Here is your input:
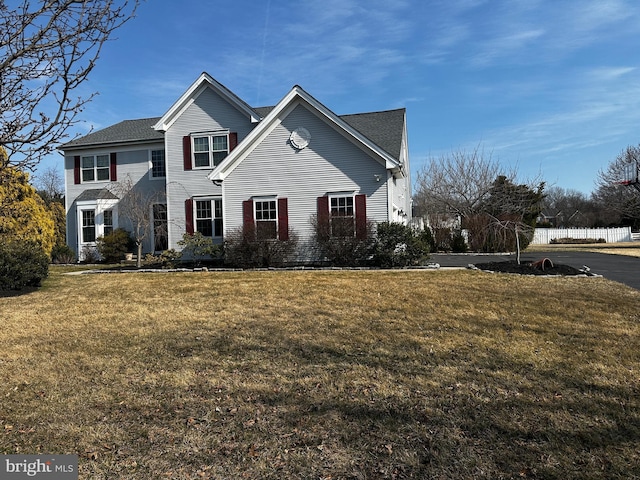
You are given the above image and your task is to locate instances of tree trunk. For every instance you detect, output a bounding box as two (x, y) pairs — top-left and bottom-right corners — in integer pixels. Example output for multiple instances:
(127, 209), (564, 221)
(137, 242), (143, 269)
(515, 225), (521, 265)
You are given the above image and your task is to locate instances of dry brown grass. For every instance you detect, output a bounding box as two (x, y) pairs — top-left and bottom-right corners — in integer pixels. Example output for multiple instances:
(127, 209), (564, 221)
(1, 268), (639, 479)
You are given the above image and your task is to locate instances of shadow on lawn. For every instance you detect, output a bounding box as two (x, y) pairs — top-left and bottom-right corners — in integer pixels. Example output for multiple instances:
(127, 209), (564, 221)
(141, 323), (639, 477)
(9, 314), (637, 478)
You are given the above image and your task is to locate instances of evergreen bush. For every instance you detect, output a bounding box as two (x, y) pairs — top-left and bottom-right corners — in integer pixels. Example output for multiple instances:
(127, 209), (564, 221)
(0, 241), (49, 290)
(51, 244), (76, 264)
(178, 232), (221, 267)
(96, 228), (134, 263)
(373, 222), (431, 268)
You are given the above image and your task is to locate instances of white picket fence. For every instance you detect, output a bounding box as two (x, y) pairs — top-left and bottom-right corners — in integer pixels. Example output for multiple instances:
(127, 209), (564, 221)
(531, 227), (633, 244)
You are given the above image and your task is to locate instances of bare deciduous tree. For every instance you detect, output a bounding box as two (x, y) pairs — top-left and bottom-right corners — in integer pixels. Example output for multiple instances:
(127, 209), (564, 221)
(33, 165), (64, 204)
(1, 0), (139, 170)
(414, 144), (514, 219)
(110, 175), (164, 268)
(593, 145), (640, 227)
(593, 144), (640, 228)
(414, 146), (543, 256)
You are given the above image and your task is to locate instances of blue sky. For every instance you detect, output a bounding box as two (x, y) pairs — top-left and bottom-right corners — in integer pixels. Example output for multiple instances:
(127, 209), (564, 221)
(42, 0), (640, 195)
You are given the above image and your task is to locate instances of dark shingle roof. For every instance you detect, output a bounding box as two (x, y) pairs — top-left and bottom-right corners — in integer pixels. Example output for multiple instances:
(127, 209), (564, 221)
(61, 117), (163, 149)
(75, 188), (119, 201)
(61, 107), (406, 161)
(340, 109), (405, 160)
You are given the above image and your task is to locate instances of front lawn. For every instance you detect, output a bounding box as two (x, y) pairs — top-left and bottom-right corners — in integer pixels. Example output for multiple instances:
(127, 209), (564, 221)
(1, 268), (639, 479)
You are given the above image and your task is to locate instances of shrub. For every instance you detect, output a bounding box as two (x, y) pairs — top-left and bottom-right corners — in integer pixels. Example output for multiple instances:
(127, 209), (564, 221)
(373, 222), (430, 268)
(550, 237), (606, 244)
(224, 225), (299, 268)
(96, 228), (134, 263)
(310, 214), (375, 267)
(431, 225), (452, 252)
(142, 249), (182, 269)
(159, 249), (181, 268)
(0, 241), (49, 290)
(51, 244), (76, 264)
(80, 245), (100, 263)
(451, 229), (468, 253)
(178, 232), (221, 266)
(417, 227), (436, 253)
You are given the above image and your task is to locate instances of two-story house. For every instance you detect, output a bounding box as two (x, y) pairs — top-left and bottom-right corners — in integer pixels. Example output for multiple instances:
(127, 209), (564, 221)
(61, 72), (411, 262)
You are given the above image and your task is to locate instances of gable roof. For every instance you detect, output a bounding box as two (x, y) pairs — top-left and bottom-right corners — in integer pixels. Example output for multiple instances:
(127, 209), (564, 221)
(153, 72), (261, 132)
(252, 106), (405, 161)
(208, 85), (403, 182)
(60, 74), (406, 166)
(61, 118), (163, 149)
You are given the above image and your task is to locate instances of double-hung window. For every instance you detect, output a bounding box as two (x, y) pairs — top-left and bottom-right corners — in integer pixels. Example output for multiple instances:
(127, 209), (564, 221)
(151, 149), (166, 178)
(330, 195), (355, 237)
(255, 199), (277, 240)
(103, 210), (114, 236)
(195, 198), (223, 238)
(153, 203), (168, 251)
(192, 134), (229, 168)
(81, 210), (96, 243)
(81, 155), (110, 182)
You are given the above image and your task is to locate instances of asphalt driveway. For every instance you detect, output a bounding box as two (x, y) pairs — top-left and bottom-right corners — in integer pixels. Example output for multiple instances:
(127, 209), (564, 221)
(431, 251), (640, 290)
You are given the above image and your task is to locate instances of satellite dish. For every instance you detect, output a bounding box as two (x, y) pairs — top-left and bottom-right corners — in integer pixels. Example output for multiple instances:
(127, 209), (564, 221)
(290, 127), (311, 150)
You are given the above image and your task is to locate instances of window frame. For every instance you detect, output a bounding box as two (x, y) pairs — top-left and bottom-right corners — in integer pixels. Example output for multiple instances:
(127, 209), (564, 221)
(329, 194), (355, 237)
(152, 203), (168, 251)
(254, 197), (278, 240)
(194, 197), (223, 238)
(150, 149), (166, 179)
(103, 209), (114, 237)
(81, 154), (110, 183)
(81, 209), (96, 243)
(191, 132), (230, 169)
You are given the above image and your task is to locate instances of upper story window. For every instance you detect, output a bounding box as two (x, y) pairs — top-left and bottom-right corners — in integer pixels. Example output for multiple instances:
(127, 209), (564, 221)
(82, 154), (110, 182)
(193, 134), (229, 168)
(151, 149), (166, 178)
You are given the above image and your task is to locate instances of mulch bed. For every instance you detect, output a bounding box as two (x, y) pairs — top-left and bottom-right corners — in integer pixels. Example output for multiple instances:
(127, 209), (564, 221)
(472, 260), (587, 276)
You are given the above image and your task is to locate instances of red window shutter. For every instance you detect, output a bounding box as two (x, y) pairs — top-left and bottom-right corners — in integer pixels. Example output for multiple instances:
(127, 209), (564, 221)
(110, 152), (117, 181)
(355, 194), (367, 239)
(185, 198), (194, 234)
(74, 156), (81, 184)
(229, 132), (238, 152)
(243, 200), (254, 231)
(317, 196), (330, 239)
(277, 198), (289, 241)
(183, 136), (192, 170)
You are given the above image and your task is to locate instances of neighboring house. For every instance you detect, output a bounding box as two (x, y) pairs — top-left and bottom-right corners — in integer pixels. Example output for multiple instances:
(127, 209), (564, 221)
(61, 72), (412, 261)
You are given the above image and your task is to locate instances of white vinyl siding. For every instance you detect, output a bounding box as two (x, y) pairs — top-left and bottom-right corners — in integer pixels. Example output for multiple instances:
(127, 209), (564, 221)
(222, 103), (388, 240)
(65, 144), (165, 258)
(164, 86), (254, 249)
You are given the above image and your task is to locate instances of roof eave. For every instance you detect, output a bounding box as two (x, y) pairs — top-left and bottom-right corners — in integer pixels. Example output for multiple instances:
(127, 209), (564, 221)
(59, 137), (164, 152)
(154, 72), (261, 132)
